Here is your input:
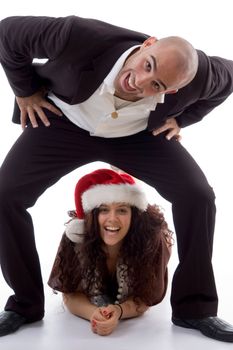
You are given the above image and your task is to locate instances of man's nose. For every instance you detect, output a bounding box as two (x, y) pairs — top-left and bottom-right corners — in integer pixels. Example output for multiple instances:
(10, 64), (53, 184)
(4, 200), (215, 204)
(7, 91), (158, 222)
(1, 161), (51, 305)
(135, 74), (150, 88)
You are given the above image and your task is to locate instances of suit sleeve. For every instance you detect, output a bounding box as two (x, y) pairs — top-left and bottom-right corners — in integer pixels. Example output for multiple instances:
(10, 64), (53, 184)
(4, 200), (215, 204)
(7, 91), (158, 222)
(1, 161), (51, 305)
(176, 55), (233, 128)
(0, 16), (73, 97)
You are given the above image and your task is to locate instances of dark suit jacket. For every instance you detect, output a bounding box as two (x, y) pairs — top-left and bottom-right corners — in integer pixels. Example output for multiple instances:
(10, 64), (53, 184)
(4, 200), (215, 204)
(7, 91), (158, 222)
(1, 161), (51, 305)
(0, 15), (233, 130)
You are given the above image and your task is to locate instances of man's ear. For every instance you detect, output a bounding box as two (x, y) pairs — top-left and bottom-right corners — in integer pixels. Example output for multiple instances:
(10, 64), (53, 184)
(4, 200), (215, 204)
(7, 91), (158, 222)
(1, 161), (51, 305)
(165, 89), (178, 95)
(141, 36), (158, 49)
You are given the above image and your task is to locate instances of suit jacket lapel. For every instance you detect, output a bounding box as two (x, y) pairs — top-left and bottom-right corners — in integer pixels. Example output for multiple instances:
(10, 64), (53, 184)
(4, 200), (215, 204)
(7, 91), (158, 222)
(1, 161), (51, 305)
(76, 40), (146, 103)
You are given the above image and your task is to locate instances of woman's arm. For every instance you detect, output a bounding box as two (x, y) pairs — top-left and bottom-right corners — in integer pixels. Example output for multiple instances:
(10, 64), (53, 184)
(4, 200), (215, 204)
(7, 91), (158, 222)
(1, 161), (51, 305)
(63, 292), (121, 336)
(63, 292), (99, 321)
(117, 298), (149, 319)
(98, 298), (149, 322)
(63, 292), (149, 320)
(63, 292), (149, 336)
(90, 299), (149, 336)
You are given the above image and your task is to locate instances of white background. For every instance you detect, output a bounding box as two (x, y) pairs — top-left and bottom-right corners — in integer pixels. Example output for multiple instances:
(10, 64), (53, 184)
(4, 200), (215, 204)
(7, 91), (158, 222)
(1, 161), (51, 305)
(0, 1), (233, 348)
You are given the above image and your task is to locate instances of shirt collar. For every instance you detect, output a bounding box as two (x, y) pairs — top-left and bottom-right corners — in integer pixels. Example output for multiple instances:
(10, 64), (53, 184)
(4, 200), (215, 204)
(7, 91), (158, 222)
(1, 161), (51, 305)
(101, 45), (140, 94)
(146, 93), (164, 110)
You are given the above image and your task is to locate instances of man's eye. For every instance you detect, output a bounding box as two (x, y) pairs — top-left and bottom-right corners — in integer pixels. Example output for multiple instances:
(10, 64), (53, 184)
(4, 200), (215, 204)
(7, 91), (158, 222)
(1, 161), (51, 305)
(145, 61), (151, 71)
(152, 81), (160, 90)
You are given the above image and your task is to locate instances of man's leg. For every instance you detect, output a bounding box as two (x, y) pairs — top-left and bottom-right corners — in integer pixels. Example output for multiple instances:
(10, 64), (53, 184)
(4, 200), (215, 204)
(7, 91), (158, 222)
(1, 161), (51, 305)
(103, 131), (217, 318)
(0, 114), (103, 323)
(104, 131), (233, 341)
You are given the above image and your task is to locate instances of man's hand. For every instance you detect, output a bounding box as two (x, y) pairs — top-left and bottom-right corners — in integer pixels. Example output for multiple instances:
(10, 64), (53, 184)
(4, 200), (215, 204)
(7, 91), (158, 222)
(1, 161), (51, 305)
(152, 117), (182, 141)
(16, 90), (63, 129)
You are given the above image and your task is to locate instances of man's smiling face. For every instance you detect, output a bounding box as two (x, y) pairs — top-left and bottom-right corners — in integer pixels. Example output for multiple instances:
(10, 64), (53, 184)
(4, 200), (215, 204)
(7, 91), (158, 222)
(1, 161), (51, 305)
(114, 36), (197, 102)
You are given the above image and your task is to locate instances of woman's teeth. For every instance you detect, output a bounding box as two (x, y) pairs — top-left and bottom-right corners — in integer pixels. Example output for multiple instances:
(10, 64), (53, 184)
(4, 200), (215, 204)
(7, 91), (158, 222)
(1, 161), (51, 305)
(105, 226), (120, 232)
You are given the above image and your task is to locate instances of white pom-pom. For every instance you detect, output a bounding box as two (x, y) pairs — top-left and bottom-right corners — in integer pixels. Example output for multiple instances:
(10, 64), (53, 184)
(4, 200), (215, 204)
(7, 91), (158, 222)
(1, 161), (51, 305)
(65, 219), (85, 243)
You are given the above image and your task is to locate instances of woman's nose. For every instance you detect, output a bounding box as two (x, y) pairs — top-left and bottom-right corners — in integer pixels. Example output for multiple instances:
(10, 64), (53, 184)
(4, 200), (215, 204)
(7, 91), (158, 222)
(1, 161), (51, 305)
(107, 210), (117, 221)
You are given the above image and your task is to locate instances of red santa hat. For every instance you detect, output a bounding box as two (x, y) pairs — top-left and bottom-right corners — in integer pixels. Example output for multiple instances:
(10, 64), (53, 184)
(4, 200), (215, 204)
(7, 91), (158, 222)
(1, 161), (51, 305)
(65, 168), (148, 243)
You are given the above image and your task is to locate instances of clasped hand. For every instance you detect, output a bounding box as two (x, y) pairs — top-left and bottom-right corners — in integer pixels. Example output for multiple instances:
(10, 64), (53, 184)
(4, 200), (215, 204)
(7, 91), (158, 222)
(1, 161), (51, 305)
(16, 90), (62, 129)
(90, 305), (121, 336)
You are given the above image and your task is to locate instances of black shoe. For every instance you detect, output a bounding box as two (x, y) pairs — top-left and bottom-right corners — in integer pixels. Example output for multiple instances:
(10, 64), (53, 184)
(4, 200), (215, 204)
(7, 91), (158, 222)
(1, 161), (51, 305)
(0, 311), (26, 336)
(172, 316), (233, 342)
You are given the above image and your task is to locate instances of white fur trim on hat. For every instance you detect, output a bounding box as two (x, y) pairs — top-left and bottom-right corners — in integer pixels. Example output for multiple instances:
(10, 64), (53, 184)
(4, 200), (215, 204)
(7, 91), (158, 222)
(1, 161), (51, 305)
(82, 183), (148, 213)
(65, 218), (85, 243)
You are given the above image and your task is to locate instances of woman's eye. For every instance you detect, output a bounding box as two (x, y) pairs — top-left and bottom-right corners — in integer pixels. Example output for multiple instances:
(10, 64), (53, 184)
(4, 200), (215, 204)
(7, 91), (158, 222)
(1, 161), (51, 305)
(99, 207), (108, 213)
(118, 208), (129, 214)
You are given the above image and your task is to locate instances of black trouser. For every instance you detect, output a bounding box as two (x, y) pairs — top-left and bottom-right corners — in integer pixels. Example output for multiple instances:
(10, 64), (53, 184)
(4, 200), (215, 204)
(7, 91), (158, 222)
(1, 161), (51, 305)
(0, 113), (217, 321)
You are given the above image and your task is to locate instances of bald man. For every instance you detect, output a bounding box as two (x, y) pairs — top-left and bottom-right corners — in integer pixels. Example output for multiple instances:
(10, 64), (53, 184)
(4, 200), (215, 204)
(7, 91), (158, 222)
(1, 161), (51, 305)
(0, 15), (233, 342)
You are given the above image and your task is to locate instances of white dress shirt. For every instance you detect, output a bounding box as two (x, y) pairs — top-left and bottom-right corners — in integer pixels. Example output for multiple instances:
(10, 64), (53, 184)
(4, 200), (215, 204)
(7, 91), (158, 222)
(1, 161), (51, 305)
(48, 45), (164, 138)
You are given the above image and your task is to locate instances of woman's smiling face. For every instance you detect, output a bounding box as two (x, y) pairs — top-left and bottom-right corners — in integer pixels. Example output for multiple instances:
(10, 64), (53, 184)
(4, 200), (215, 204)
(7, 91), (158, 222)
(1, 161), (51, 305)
(98, 202), (132, 248)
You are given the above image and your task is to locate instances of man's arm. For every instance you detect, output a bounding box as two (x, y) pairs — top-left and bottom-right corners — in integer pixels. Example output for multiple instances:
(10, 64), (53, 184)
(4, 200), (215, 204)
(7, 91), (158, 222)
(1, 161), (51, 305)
(153, 53), (233, 137)
(176, 55), (233, 128)
(0, 16), (74, 127)
(0, 15), (73, 97)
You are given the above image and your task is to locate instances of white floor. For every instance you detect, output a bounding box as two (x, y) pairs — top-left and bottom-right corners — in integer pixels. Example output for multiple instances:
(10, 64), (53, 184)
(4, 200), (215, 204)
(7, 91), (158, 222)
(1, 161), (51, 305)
(0, 241), (233, 350)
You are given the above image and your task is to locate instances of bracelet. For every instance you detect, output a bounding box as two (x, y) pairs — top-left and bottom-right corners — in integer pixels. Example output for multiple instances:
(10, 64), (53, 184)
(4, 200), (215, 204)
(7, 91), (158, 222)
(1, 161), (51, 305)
(114, 303), (123, 320)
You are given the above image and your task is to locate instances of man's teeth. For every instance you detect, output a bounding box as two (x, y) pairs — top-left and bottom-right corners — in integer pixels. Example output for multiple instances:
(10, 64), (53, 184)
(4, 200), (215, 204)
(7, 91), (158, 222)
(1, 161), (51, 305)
(128, 77), (136, 89)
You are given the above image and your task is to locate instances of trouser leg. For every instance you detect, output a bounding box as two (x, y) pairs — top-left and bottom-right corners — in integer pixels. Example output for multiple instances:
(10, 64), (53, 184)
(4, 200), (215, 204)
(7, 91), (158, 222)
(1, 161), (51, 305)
(103, 131), (217, 318)
(0, 115), (103, 321)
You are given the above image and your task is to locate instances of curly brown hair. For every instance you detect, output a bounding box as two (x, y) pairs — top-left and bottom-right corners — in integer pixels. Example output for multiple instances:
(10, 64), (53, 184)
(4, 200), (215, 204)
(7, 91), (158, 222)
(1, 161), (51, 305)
(48, 204), (173, 306)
